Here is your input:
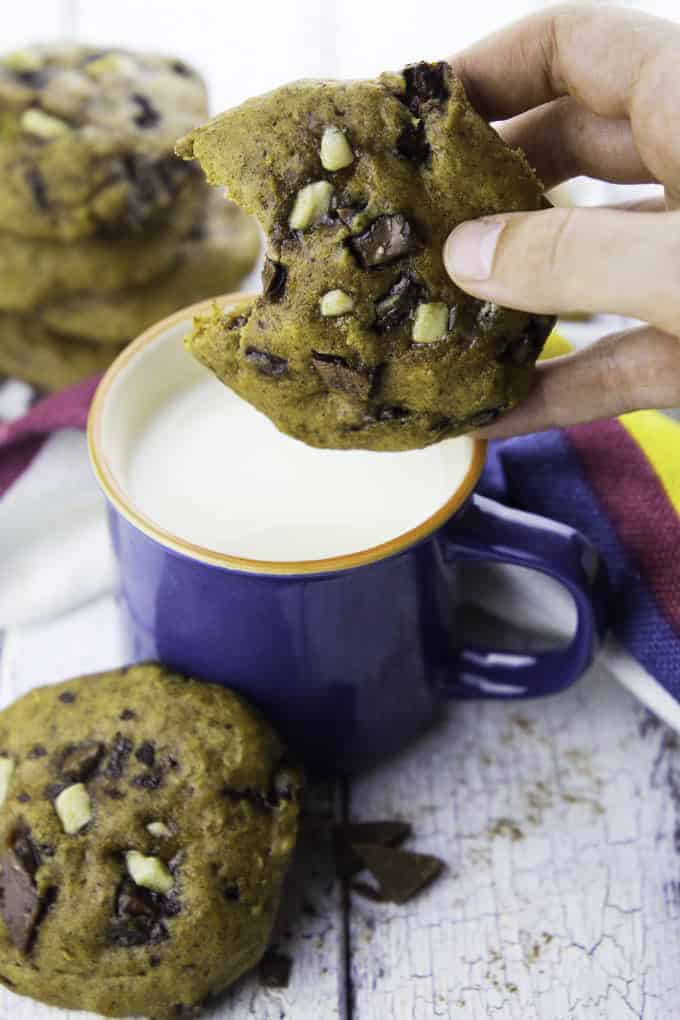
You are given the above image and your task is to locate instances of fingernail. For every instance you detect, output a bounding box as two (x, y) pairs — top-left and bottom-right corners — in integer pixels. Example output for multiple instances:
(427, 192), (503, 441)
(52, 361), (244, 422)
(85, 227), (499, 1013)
(444, 218), (506, 281)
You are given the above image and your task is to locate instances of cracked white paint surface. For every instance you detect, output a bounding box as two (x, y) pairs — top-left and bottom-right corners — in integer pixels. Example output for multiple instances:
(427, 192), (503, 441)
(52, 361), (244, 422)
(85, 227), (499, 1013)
(348, 662), (680, 1020)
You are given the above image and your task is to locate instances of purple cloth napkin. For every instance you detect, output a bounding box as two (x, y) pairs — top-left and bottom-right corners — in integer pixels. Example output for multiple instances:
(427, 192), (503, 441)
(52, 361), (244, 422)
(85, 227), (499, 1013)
(0, 376), (100, 498)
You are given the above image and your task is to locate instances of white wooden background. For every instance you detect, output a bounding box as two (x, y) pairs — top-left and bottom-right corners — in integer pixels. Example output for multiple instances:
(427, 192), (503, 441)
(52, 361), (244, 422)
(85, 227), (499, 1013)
(3, 1), (680, 1018)
(4, 0), (679, 114)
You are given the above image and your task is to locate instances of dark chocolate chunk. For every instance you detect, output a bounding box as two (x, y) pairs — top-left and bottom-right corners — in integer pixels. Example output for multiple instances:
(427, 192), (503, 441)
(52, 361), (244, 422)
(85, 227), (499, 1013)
(12, 828), (42, 878)
(0, 850), (41, 952)
(375, 405), (409, 423)
(312, 352), (373, 400)
(43, 782), (67, 802)
(348, 214), (422, 268)
(333, 821), (412, 879)
(221, 786), (270, 812)
(163, 892), (182, 918)
(336, 201), (367, 227)
(16, 793), (30, 804)
(262, 257), (287, 301)
(13, 69), (47, 88)
(150, 955), (161, 967)
(81, 51), (108, 66)
(447, 304), (482, 348)
(499, 314), (554, 365)
(131, 768), (164, 790)
(351, 844), (444, 904)
(58, 691), (76, 704)
(58, 741), (105, 783)
(131, 93), (161, 129)
(476, 301), (504, 333)
(102, 786), (126, 800)
(259, 949), (292, 988)
(401, 61), (449, 115)
(117, 154), (189, 231)
(170, 60), (192, 76)
(0, 973), (15, 988)
(375, 273), (425, 332)
(105, 733), (134, 780)
(244, 347), (289, 378)
(27, 744), (47, 759)
(25, 168), (48, 211)
(135, 742), (156, 767)
(120, 708), (136, 721)
(108, 878), (171, 948)
(396, 120), (430, 164)
(231, 314), (248, 329)
(223, 883), (240, 901)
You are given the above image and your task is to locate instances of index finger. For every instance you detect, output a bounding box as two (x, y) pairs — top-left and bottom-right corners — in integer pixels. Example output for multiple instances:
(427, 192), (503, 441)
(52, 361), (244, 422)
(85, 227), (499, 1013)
(450, 4), (680, 192)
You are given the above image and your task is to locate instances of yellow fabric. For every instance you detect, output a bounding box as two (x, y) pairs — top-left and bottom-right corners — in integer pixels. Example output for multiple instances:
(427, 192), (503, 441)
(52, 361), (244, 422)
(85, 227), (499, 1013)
(537, 331), (680, 508)
(539, 330), (574, 361)
(619, 410), (680, 514)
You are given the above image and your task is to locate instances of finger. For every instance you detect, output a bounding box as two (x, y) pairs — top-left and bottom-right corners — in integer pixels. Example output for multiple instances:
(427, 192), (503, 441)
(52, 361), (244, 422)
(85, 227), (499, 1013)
(450, 4), (680, 189)
(473, 326), (680, 439)
(498, 97), (654, 191)
(450, 4), (674, 120)
(443, 207), (680, 336)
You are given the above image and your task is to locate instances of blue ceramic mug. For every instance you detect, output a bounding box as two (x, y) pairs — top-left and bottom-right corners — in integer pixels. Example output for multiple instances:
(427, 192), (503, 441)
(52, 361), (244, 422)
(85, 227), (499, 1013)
(88, 297), (609, 774)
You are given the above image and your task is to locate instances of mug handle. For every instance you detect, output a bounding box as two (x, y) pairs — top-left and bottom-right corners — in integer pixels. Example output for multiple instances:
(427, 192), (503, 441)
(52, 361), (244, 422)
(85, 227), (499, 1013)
(438, 493), (610, 699)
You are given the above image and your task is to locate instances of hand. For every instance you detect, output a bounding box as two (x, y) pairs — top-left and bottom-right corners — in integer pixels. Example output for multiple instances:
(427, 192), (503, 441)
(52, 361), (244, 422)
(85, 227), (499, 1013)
(444, 3), (680, 437)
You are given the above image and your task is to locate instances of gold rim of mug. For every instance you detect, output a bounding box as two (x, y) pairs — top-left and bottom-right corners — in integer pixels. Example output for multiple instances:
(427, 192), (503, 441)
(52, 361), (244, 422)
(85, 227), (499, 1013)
(87, 293), (488, 576)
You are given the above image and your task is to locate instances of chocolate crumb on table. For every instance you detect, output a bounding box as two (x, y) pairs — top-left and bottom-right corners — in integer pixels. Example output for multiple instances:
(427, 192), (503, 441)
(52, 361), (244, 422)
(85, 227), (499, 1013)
(332, 818), (444, 904)
(258, 948), (293, 988)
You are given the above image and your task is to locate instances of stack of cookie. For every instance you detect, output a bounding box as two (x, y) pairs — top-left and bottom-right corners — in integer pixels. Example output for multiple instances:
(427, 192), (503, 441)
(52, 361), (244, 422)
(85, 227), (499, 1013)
(0, 44), (260, 391)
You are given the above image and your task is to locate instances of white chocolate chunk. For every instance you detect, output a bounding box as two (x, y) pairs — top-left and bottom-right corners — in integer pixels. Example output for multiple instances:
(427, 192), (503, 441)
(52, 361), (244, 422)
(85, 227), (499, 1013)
(55, 783), (92, 834)
(126, 851), (174, 894)
(320, 126), (354, 171)
(320, 290), (354, 316)
(146, 821), (172, 839)
(412, 302), (448, 343)
(289, 181), (333, 230)
(84, 53), (138, 79)
(4, 50), (42, 73)
(0, 758), (15, 808)
(20, 109), (70, 140)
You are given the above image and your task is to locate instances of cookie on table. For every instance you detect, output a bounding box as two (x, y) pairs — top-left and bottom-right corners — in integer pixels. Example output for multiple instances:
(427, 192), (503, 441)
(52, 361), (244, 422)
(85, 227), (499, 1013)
(0, 175), (205, 311)
(39, 194), (261, 344)
(0, 44), (208, 241)
(0, 663), (302, 1019)
(0, 313), (123, 390)
(178, 62), (554, 451)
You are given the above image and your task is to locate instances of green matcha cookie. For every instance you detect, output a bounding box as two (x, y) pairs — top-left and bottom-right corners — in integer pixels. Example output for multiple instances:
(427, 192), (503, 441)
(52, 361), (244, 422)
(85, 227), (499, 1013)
(0, 663), (302, 1019)
(0, 314), (123, 390)
(178, 62), (554, 451)
(0, 44), (208, 241)
(39, 194), (261, 344)
(0, 175), (205, 311)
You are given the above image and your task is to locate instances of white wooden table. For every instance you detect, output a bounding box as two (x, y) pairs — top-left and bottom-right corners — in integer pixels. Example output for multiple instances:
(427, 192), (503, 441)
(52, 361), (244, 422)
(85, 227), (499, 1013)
(1, 595), (680, 1020)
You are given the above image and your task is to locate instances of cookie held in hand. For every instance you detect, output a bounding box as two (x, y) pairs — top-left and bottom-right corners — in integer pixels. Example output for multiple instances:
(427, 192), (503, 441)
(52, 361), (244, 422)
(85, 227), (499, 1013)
(178, 62), (554, 451)
(0, 664), (302, 1019)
